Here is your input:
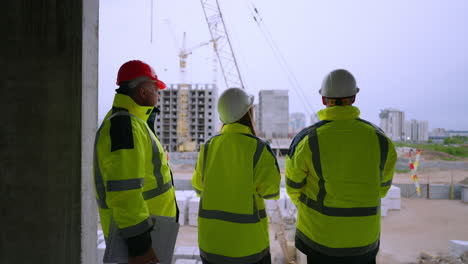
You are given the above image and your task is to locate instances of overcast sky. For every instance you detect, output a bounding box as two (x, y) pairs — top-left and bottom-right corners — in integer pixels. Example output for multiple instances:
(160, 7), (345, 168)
(99, 0), (468, 130)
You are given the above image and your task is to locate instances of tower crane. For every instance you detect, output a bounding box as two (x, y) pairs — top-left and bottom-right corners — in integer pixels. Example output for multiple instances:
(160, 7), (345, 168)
(200, 0), (245, 90)
(166, 20), (218, 151)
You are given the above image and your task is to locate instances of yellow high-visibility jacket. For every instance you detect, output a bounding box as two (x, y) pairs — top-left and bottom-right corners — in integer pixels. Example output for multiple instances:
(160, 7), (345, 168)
(94, 94), (176, 244)
(286, 106), (396, 257)
(192, 123), (281, 264)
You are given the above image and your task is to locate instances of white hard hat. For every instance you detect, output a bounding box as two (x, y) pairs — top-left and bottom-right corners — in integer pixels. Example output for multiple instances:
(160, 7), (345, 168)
(319, 69), (360, 98)
(217, 87), (254, 124)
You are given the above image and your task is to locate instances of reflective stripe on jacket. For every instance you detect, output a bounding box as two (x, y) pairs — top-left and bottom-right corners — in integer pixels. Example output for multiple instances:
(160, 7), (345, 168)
(192, 123), (281, 264)
(286, 106), (396, 257)
(94, 93), (176, 239)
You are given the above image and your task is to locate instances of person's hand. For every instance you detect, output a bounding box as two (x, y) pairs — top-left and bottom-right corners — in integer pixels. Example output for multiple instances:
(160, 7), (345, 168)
(128, 247), (159, 264)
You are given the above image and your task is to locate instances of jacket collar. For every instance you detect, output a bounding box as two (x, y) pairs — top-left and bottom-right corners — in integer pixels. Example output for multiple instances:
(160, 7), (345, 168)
(221, 123), (253, 135)
(112, 93), (155, 122)
(317, 106), (361, 121)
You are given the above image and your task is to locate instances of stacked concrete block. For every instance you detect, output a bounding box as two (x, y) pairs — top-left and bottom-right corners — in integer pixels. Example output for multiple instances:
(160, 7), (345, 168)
(381, 185), (401, 213)
(265, 199), (281, 224)
(173, 246), (201, 263)
(283, 191), (298, 220)
(462, 185), (468, 203)
(450, 240), (468, 257)
(265, 188), (298, 224)
(97, 230), (105, 245)
(188, 197), (200, 226)
(175, 190), (196, 226)
(280, 188), (298, 235)
(380, 199), (389, 217)
(183, 190), (196, 198)
(388, 198), (401, 210)
(265, 199), (277, 210)
(175, 191), (188, 226)
(296, 249), (307, 264)
(279, 188), (289, 216)
(96, 230), (106, 263)
(174, 259), (198, 264)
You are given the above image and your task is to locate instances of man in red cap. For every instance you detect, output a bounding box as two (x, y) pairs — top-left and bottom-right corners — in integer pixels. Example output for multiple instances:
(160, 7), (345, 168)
(94, 60), (178, 264)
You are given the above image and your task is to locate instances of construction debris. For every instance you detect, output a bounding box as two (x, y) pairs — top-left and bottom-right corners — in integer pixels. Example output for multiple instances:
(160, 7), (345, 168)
(409, 251), (468, 264)
(459, 177), (468, 186)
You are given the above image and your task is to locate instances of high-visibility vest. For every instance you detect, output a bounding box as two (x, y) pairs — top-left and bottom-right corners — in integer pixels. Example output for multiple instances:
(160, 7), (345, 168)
(286, 106), (397, 257)
(94, 94), (176, 240)
(192, 123), (281, 263)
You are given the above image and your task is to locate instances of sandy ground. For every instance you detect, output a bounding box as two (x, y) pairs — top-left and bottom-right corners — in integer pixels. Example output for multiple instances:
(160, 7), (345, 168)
(378, 198), (468, 264)
(171, 165), (468, 264)
(174, 199), (468, 264)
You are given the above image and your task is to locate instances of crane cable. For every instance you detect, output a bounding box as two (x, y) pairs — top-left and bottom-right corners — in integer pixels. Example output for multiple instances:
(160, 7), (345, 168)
(245, 0), (317, 121)
(253, 9), (315, 119)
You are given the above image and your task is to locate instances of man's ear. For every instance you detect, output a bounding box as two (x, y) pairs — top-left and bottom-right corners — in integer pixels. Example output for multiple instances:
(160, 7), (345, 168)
(322, 97), (327, 106)
(137, 85), (147, 98)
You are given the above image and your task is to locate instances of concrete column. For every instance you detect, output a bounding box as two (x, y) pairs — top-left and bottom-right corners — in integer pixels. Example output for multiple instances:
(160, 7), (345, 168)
(0, 0), (98, 263)
(82, 0), (99, 263)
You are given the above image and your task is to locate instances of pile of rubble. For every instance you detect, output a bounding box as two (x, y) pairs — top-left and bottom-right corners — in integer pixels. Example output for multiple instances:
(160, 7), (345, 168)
(411, 252), (468, 264)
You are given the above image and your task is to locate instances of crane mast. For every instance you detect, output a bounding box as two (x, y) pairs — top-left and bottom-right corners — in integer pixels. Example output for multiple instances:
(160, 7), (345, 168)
(200, 0), (245, 90)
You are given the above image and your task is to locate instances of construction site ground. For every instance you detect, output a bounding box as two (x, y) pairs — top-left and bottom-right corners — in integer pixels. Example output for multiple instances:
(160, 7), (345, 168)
(171, 167), (468, 185)
(378, 198), (468, 264)
(172, 163), (468, 264)
(393, 169), (468, 185)
(174, 197), (468, 264)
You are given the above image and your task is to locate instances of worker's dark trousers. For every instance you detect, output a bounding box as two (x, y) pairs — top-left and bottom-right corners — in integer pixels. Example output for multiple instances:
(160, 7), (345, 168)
(201, 252), (271, 264)
(297, 237), (379, 264)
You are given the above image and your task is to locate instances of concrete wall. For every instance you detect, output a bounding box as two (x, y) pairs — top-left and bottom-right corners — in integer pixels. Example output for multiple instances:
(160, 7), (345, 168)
(0, 0), (98, 263)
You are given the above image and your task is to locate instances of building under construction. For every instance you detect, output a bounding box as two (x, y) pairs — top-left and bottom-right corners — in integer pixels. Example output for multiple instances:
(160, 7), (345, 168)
(155, 83), (218, 152)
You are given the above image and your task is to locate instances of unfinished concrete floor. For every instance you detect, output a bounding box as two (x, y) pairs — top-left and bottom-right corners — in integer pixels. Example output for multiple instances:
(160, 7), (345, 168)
(378, 198), (468, 264)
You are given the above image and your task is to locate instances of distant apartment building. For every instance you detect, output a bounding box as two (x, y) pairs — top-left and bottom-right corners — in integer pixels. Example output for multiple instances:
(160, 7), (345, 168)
(253, 103), (260, 134)
(431, 128), (448, 136)
(258, 90), (289, 138)
(447, 130), (468, 137)
(310, 113), (319, 125)
(405, 119), (429, 142)
(289, 112), (306, 137)
(154, 84), (217, 151)
(418, 121), (429, 141)
(429, 128), (449, 143)
(379, 109), (405, 141)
